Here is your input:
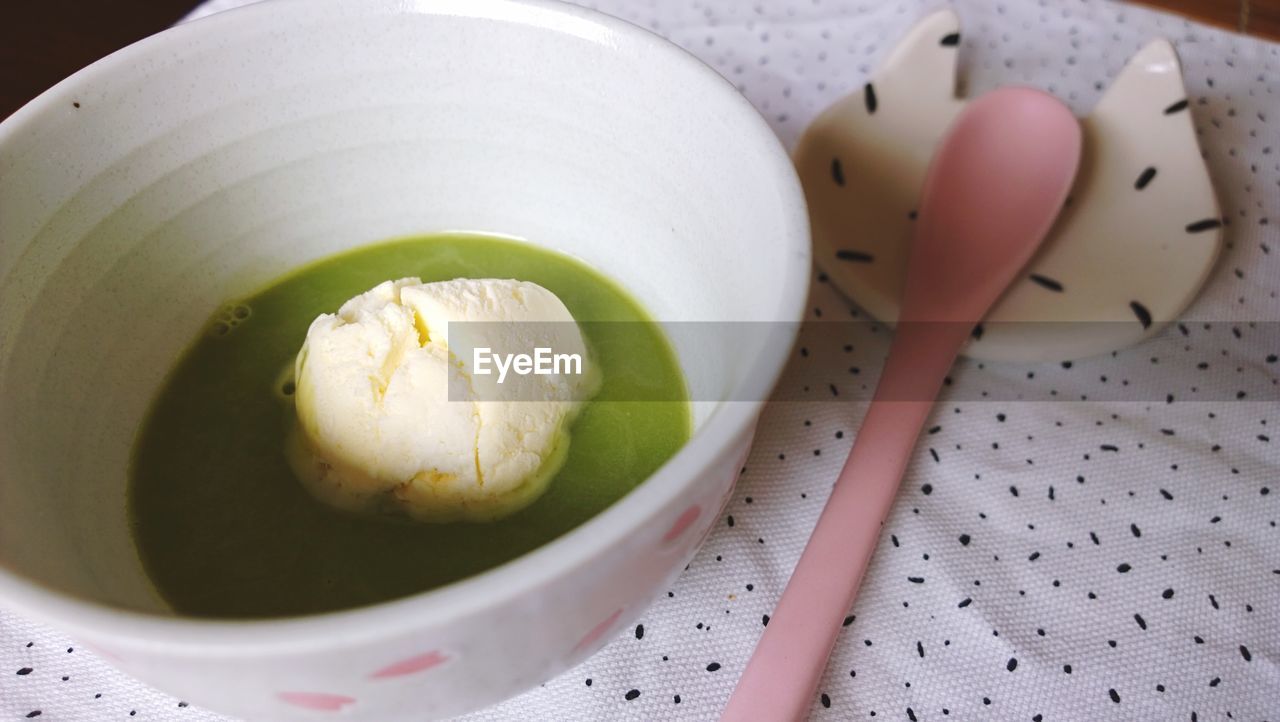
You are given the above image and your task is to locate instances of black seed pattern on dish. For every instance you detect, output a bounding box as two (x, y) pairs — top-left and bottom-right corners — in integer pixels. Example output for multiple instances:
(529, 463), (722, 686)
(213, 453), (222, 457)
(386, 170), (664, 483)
(1163, 98), (1189, 114)
(1029, 274), (1064, 292)
(832, 158), (846, 186)
(1134, 166), (1157, 190)
(940, 32), (961, 46)
(836, 250), (874, 263)
(1130, 301), (1153, 329)
(864, 83), (878, 114)
(1185, 218), (1222, 233)
(624, 689), (640, 701)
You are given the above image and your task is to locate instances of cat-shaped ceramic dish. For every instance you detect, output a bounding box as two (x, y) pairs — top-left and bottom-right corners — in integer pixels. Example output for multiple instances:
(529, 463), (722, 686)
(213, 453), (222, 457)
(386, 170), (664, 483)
(795, 8), (1222, 362)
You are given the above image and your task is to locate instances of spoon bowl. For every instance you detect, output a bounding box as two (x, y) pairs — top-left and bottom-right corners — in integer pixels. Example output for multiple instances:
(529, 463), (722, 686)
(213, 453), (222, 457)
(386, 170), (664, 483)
(904, 86), (1086, 325)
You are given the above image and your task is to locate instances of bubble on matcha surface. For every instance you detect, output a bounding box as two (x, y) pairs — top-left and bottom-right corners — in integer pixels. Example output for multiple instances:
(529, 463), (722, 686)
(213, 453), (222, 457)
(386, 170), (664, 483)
(208, 303), (253, 337)
(274, 363), (297, 401)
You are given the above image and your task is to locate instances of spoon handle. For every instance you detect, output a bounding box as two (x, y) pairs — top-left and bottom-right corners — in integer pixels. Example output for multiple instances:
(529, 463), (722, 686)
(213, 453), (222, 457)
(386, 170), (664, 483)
(722, 322), (968, 722)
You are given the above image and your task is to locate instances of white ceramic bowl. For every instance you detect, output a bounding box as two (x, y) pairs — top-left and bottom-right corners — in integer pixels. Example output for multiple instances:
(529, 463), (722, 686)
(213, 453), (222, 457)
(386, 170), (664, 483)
(0, 0), (809, 718)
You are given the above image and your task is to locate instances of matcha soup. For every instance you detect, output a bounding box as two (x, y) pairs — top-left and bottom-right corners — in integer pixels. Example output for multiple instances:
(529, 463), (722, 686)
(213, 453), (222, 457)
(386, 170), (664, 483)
(130, 234), (690, 618)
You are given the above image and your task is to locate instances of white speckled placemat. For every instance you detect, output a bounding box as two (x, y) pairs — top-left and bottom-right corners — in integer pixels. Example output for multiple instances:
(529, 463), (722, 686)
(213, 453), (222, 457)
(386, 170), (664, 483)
(3, 0), (1278, 719)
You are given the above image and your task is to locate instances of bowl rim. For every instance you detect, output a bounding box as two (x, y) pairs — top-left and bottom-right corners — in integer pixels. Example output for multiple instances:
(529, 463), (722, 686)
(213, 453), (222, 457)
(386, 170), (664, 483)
(0, 0), (811, 652)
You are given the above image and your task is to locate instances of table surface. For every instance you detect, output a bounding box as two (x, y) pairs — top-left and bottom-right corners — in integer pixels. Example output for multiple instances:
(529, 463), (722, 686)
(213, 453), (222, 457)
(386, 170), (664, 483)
(0, 0), (1278, 122)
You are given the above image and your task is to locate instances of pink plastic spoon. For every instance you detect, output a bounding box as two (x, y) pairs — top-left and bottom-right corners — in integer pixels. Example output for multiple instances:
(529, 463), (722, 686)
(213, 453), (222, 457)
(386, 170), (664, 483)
(722, 87), (1081, 721)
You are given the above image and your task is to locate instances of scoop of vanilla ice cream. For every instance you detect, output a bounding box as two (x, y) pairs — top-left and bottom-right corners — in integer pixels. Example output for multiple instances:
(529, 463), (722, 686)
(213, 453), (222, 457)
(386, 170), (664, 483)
(288, 277), (596, 522)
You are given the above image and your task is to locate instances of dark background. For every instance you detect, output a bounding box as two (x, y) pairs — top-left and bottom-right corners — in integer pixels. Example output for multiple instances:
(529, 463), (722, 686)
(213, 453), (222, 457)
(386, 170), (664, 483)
(1, 0), (196, 120)
(1, 0), (1278, 120)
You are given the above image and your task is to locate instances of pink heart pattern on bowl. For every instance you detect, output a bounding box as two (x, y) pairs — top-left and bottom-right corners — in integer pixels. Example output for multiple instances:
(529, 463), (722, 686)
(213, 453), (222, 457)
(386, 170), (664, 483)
(277, 691), (358, 712)
(572, 607), (624, 653)
(661, 504), (701, 544)
(369, 650), (450, 680)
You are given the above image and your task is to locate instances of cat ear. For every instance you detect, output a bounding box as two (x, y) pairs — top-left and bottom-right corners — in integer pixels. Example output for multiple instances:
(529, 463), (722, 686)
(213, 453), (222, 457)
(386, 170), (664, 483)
(995, 36), (1220, 356)
(1085, 37), (1220, 239)
(875, 8), (961, 101)
(1093, 39), (1188, 116)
